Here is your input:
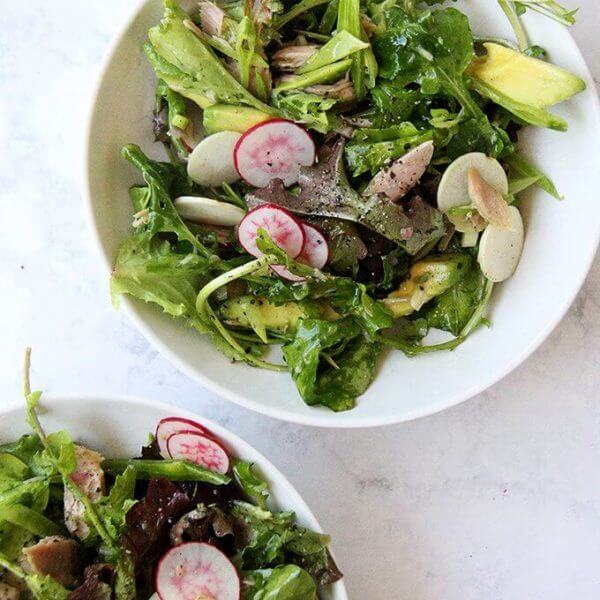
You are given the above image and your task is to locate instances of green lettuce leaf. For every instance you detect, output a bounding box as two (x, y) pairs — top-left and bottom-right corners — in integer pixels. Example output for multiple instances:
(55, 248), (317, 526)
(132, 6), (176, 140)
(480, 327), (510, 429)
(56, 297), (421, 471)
(111, 232), (212, 331)
(229, 501), (341, 585)
(233, 460), (270, 510)
(146, 0), (275, 113)
(243, 565), (317, 599)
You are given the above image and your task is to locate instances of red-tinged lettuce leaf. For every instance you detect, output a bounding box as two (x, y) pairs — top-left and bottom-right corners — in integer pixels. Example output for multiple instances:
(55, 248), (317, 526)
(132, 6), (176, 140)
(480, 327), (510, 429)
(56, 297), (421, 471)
(245, 139), (444, 254)
(122, 478), (193, 568)
(68, 564), (115, 600)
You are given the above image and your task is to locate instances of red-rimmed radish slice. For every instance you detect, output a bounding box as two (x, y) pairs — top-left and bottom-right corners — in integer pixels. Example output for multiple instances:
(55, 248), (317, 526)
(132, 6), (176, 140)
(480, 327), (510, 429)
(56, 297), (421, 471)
(156, 417), (215, 459)
(155, 542), (240, 600)
(297, 224), (329, 269)
(271, 264), (306, 282)
(237, 204), (305, 259)
(234, 119), (316, 188)
(167, 431), (230, 474)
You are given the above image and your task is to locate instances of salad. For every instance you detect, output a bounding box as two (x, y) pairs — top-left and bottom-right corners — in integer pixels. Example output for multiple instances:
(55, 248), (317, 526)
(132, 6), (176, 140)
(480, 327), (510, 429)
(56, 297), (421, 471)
(0, 351), (342, 599)
(111, 0), (585, 411)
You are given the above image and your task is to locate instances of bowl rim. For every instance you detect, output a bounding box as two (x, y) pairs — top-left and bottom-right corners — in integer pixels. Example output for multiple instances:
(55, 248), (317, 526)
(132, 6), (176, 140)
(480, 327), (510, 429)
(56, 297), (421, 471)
(82, 0), (600, 429)
(0, 393), (349, 599)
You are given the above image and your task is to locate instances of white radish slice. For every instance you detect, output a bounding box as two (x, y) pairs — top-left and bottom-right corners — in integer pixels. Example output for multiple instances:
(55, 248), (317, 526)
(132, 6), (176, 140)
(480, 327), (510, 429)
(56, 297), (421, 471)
(234, 119), (316, 188)
(271, 264), (306, 282)
(187, 131), (241, 186)
(155, 542), (240, 600)
(174, 196), (246, 227)
(237, 204), (305, 259)
(478, 206), (524, 282)
(364, 141), (434, 202)
(167, 431), (230, 474)
(438, 153), (508, 232)
(297, 224), (329, 269)
(156, 417), (215, 459)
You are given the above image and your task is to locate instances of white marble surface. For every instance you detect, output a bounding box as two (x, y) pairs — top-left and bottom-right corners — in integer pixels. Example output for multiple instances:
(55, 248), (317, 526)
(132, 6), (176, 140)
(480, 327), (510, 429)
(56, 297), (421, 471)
(1, 2), (599, 598)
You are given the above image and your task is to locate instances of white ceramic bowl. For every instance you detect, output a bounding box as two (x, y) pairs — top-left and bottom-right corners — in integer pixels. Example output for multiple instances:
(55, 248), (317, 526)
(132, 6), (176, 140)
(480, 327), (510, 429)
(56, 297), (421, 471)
(0, 395), (348, 599)
(85, 0), (600, 427)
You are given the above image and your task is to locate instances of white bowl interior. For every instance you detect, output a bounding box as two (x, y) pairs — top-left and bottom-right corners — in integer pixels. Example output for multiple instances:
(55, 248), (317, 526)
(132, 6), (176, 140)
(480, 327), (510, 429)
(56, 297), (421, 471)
(0, 395), (347, 599)
(85, 0), (600, 427)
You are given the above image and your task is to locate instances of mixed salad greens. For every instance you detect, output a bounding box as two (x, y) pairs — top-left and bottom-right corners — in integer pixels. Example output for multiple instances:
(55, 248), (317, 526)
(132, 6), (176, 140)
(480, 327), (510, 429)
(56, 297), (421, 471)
(0, 351), (341, 599)
(111, 0), (585, 411)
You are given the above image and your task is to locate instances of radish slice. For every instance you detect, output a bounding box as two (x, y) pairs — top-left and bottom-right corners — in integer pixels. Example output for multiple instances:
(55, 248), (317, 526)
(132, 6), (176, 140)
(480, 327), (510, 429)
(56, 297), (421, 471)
(237, 204), (305, 259)
(187, 131), (241, 186)
(155, 542), (240, 600)
(156, 417), (214, 459)
(478, 206), (524, 282)
(234, 119), (316, 188)
(438, 153), (508, 232)
(167, 431), (230, 474)
(174, 196), (246, 227)
(297, 224), (329, 269)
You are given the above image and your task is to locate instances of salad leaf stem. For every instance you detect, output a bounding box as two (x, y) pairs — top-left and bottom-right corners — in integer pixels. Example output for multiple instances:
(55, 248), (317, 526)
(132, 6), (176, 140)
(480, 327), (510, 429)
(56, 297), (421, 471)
(498, 0), (529, 51)
(460, 278), (494, 338)
(196, 258), (288, 371)
(274, 0), (330, 29)
(509, 0), (577, 26)
(23, 349), (118, 553)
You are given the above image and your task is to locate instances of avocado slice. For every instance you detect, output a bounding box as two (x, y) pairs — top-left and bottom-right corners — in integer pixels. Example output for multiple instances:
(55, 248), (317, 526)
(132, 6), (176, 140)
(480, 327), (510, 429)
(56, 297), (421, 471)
(220, 296), (314, 341)
(383, 254), (472, 318)
(467, 43), (585, 109)
(203, 104), (272, 135)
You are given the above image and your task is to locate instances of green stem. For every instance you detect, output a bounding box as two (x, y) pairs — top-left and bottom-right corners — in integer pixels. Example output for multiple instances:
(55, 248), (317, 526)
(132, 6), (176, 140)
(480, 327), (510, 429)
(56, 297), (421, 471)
(23, 349), (117, 552)
(498, 0), (529, 50)
(460, 279), (494, 338)
(0, 552), (27, 579)
(274, 0), (330, 29)
(196, 257), (288, 372)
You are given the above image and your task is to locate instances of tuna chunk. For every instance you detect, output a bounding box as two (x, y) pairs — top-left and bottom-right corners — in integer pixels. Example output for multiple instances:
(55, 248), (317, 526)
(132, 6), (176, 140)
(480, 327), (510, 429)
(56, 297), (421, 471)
(22, 536), (79, 588)
(64, 445), (105, 540)
(0, 583), (19, 600)
(364, 141), (434, 202)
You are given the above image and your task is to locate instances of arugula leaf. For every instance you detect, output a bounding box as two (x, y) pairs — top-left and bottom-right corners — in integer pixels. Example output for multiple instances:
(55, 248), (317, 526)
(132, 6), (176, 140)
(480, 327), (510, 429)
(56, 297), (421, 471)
(446, 116), (513, 159)
(233, 460), (270, 509)
(345, 122), (433, 176)
(282, 318), (381, 411)
(244, 565), (317, 599)
(422, 261), (489, 336)
(271, 91), (338, 133)
(505, 152), (562, 199)
(92, 466), (137, 547)
(121, 144), (213, 257)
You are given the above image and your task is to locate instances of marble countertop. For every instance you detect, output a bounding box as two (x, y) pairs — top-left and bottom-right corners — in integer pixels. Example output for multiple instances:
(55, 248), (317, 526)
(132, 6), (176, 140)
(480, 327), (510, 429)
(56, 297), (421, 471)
(1, 2), (599, 598)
